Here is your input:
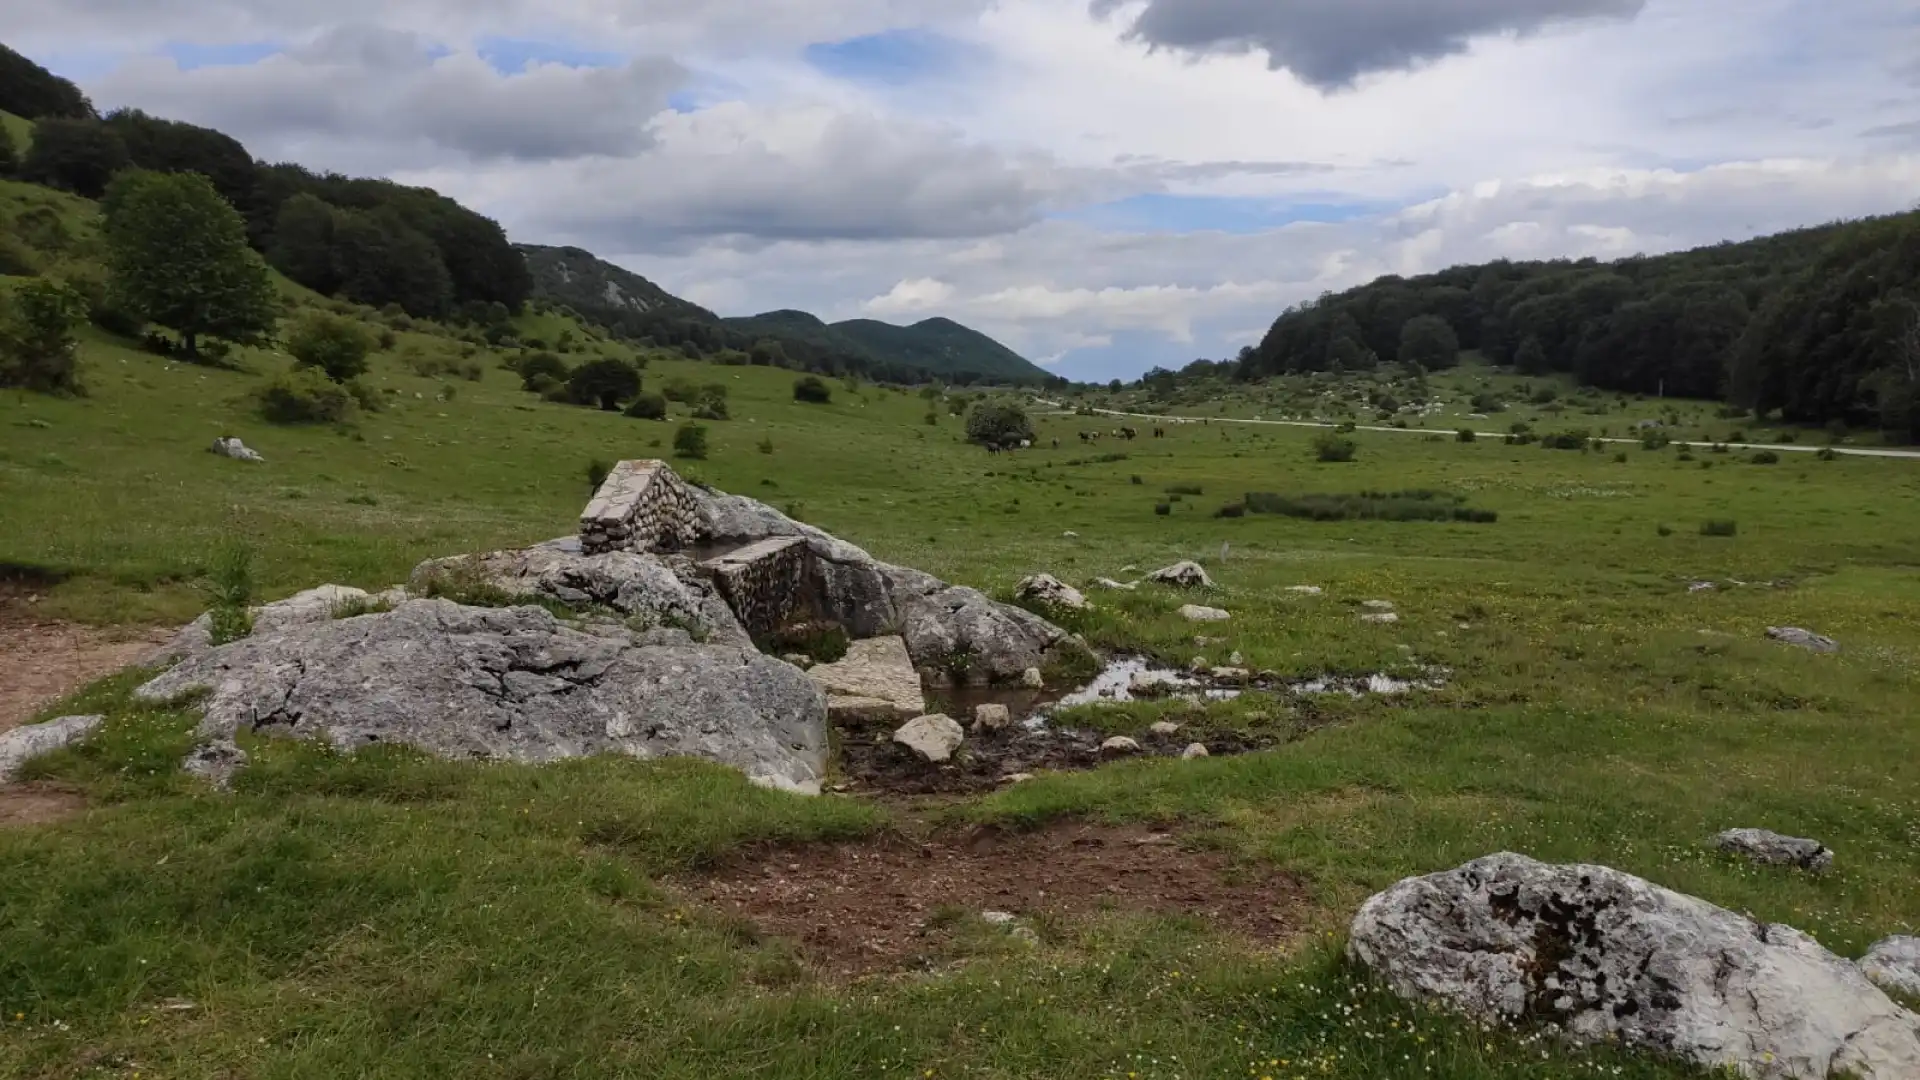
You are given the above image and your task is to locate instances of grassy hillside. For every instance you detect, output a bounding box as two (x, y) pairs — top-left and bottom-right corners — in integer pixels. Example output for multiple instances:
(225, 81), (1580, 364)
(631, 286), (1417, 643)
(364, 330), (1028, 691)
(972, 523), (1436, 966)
(0, 109), (31, 153)
(832, 316), (1048, 383)
(518, 242), (716, 322)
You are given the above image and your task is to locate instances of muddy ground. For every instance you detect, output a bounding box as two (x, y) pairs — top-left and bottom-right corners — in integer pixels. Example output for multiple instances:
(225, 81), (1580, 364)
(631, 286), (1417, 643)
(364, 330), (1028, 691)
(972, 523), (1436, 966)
(678, 819), (1307, 978)
(836, 722), (1277, 795)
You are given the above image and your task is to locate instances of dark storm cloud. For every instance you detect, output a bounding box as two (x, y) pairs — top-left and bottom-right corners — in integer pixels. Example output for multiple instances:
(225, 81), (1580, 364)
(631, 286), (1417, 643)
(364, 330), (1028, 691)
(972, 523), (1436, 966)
(1090, 0), (1645, 89)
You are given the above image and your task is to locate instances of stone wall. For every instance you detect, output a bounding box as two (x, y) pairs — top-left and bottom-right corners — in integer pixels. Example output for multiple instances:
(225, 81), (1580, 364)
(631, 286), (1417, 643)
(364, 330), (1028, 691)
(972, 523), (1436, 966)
(579, 460), (702, 555)
(700, 537), (814, 641)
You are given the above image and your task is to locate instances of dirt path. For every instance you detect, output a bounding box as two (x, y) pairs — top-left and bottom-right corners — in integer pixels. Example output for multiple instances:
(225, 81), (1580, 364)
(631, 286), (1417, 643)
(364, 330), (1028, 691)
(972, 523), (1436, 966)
(0, 615), (172, 734)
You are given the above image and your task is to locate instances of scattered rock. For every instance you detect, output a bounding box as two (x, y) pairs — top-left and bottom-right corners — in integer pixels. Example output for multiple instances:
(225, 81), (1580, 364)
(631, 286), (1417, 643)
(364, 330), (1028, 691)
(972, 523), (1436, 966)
(1689, 581), (1717, 593)
(1179, 604), (1231, 623)
(999, 772), (1035, 785)
(1149, 561), (1214, 589)
(1362, 600), (1396, 611)
(1021, 667), (1045, 690)
(1347, 852), (1920, 1080)
(1209, 667), (1250, 682)
(1228, 651), (1245, 666)
(137, 600), (829, 794)
(982, 910), (1017, 925)
(1009, 925), (1040, 947)
(807, 636), (927, 723)
(1286, 586), (1324, 596)
(1768, 627), (1839, 654)
(1014, 573), (1090, 612)
(1091, 577), (1138, 591)
(781, 653), (814, 669)
(209, 436), (264, 463)
(1181, 743), (1209, 760)
(1100, 736), (1141, 756)
(0, 715), (103, 782)
(1716, 828), (1834, 872)
(973, 703), (1012, 733)
(1129, 670), (1180, 698)
(1188, 655), (1211, 673)
(1193, 636), (1224, 647)
(1062, 531), (1079, 539)
(1148, 721), (1183, 737)
(1361, 613), (1400, 625)
(893, 714), (965, 763)
(1860, 937), (1920, 998)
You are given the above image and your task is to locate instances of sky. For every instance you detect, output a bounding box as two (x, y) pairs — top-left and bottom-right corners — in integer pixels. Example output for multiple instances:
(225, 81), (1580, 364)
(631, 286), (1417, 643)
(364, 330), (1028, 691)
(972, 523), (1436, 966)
(11, 0), (1920, 381)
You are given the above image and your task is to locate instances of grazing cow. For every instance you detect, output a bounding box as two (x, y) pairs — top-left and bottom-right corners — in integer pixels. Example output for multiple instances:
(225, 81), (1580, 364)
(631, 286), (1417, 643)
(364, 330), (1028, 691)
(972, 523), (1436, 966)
(1051, 438), (1060, 449)
(1078, 431), (1091, 443)
(1121, 426), (1138, 440)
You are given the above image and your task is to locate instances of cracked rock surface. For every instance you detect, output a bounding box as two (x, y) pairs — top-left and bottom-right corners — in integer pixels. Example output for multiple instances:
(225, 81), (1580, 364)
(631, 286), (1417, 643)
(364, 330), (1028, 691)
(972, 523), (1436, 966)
(1347, 852), (1920, 1079)
(135, 599), (828, 794)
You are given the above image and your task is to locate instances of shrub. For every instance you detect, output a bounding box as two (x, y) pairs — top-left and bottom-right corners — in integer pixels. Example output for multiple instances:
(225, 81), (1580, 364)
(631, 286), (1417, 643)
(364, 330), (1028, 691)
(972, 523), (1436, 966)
(1165, 484), (1204, 496)
(793, 375), (832, 404)
(1657, 524), (1674, 537)
(258, 368), (354, 425)
(1130, 475), (1143, 485)
(1469, 391), (1505, 413)
(287, 311), (375, 383)
(567, 358), (641, 410)
(1334, 421), (1357, 434)
(624, 392), (668, 420)
(586, 459), (612, 492)
(517, 351), (570, 389)
(1750, 450), (1780, 465)
(1456, 428), (1476, 443)
(1154, 502), (1172, 516)
(1215, 503), (1247, 519)
(204, 539), (255, 646)
(966, 403), (1035, 448)
(1243, 489), (1497, 524)
(1312, 433), (1358, 462)
(757, 436), (775, 455)
(692, 400), (730, 421)
(1530, 386), (1558, 405)
(1640, 432), (1671, 450)
(1539, 430), (1591, 451)
(1613, 451), (1629, 463)
(673, 422), (709, 459)
(1700, 519), (1739, 538)
(0, 277), (89, 394)
(1816, 447), (1838, 461)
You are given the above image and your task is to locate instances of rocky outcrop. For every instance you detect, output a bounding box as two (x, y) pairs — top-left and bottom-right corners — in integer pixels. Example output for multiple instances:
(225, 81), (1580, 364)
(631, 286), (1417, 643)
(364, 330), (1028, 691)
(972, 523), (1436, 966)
(0, 714), (103, 782)
(409, 539), (750, 649)
(1347, 852), (1920, 1079)
(210, 436), (264, 463)
(1716, 829), (1833, 872)
(807, 637), (926, 723)
(1148, 562), (1213, 589)
(136, 599), (829, 794)
(1014, 574), (1089, 612)
(150, 583), (406, 664)
(1861, 938), (1920, 998)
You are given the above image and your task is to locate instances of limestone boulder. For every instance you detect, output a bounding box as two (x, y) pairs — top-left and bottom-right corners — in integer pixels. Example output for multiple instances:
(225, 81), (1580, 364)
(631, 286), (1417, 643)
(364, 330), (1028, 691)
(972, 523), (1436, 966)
(1148, 561), (1213, 589)
(973, 704), (1012, 732)
(1861, 938), (1920, 998)
(1716, 829), (1833, 872)
(1347, 852), (1920, 1079)
(210, 436), (264, 463)
(1179, 604), (1231, 623)
(1768, 627), (1839, 654)
(894, 714), (964, 763)
(150, 583), (388, 664)
(1014, 573), (1090, 612)
(0, 714), (103, 782)
(135, 599), (829, 794)
(806, 637), (927, 723)
(409, 539), (750, 649)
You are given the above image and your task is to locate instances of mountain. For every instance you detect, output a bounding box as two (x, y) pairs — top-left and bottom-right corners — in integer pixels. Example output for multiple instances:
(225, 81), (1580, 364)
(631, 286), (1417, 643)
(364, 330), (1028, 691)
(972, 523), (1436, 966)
(520, 243), (1050, 385)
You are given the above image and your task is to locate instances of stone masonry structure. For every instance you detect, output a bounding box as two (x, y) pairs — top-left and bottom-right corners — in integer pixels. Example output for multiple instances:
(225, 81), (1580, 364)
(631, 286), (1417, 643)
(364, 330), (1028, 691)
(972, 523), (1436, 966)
(579, 460), (701, 555)
(700, 536), (814, 641)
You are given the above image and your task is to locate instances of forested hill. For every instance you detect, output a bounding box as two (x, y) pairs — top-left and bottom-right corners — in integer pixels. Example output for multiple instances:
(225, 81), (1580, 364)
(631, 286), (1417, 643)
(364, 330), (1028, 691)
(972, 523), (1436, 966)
(1244, 209), (1920, 438)
(523, 241), (1053, 385)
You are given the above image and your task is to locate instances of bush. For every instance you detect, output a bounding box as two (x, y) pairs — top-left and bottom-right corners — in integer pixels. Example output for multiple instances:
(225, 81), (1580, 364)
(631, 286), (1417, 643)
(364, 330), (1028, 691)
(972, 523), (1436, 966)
(1640, 431), (1671, 450)
(586, 459), (613, 492)
(793, 375), (832, 404)
(1750, 451), (1780, 465)
(1154, 502), (1172, 516)
(692, 400), (729, 421)
(1130, 475), (1143, 485)
(1469, 392), (1505, 413)
(567, 357), (641, 410)
(1530, 386), (1558, 405)
(1312, 433), (1358, 462)
(1165, 483), (1204, 496)
(258, 368), (355, 424)
(1700, 519), (1739, 538)
(1657, 524), (1674, 537)
(757, 436), (775, 455)
(1456, 428), (1476, 443)
(1243, 489), (1497, 524)
(966, 403), (1035, 448)
(287, 311), (374, 383)
(1816, 447), (1838, 462)
(673, 422), (709, 460)
(1539, 430), (1591, 451)
(1215, 503), (1246, 519)
(624, 392), (667, 421)
(516, 352), (569, 389)
(204, 539), (255, 646)
(0, 277), (89, 394)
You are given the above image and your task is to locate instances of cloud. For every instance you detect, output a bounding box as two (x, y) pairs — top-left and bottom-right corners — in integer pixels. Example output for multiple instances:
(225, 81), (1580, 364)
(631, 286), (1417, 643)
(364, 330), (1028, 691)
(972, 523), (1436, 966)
(89, 25), (684, 168)
(1089, 0), (1646, 89)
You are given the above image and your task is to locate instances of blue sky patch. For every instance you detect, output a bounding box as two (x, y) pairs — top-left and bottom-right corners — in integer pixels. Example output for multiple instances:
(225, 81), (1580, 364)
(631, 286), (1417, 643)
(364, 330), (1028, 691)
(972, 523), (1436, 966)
(1056, 194), (1390, 235)
(477, 37), (624, 74)
(804, 29), (979, 86)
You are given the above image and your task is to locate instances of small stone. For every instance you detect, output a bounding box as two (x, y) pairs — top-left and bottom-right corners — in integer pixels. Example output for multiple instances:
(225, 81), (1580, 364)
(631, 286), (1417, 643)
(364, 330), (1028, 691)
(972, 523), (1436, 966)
(1179, 604), (1231, 622)
(1181, 743), (1209, 760)
(973, 703), (1012, 732)
(1100, 736), (1142, 756)
(1188, 655), (1211, 673)
(1149, 561), (1214, 589)
(1689, 581), (1717, 593)
(1020, 667), (1045, 689)
(1228, 651), (1245, 666)
(1009, 925), (1041, 946)
(1014, 573), (1090, 612)
(1287, 585), (1324, 596)
(1193, 636), (1223, 647)
(999, 772), (1036, 785)
(209, 436), (265, 463)
(1062, 530), (1079, 539)
(1766, 626), (1839, 654)
(1361, 612), (1400, 624)
(981, 911), (1018, 925)
(1715, 828), (1833, 872)
(1362, 599), (1396, 611)
(1129, 671), (1178, 698)
(1148, 721), (1183, 737)
(1210, 667), (1250, 681)
(781, 653), (814, 669)
(1091, 577), (1137, 591)
(893, 714), (965, 763)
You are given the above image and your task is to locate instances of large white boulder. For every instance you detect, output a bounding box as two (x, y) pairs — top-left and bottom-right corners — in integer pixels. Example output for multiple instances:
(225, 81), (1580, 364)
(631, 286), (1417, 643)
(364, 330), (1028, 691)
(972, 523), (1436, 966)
(0, 715), (103, 782)
(1347, 853), (1920, 1079)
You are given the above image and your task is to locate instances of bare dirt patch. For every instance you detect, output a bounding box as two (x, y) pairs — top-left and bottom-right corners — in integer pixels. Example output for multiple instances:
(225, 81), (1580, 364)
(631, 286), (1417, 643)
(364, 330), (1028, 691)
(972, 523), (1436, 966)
(678, 820), (1307, 977)
(836, 723), (1276, 796)
(0, 783), (89, 828)
(0, 616), (172, 734)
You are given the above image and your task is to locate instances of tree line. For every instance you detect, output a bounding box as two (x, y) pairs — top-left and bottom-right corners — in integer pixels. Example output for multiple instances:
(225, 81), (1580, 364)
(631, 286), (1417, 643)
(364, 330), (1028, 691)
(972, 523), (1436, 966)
(1235, 210), (1920, 440)
(1, 45), (530, 322)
